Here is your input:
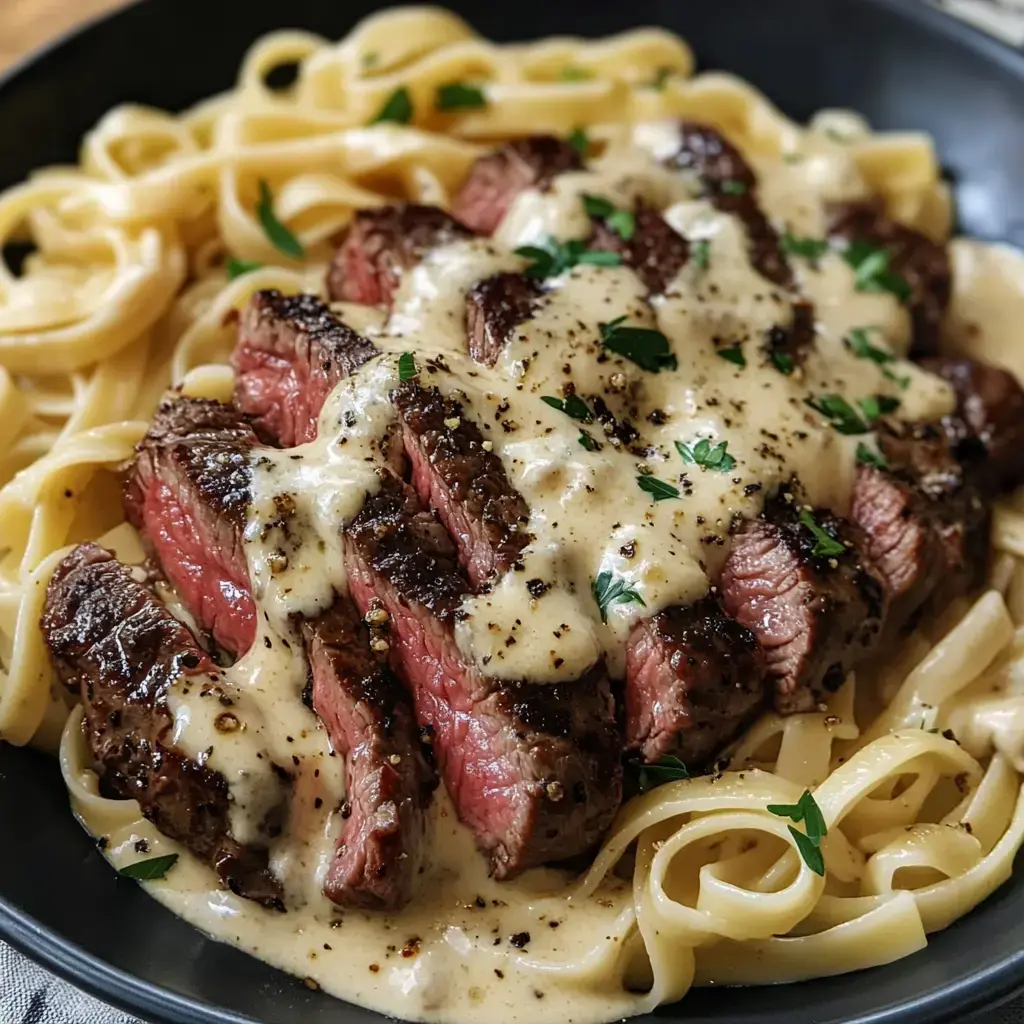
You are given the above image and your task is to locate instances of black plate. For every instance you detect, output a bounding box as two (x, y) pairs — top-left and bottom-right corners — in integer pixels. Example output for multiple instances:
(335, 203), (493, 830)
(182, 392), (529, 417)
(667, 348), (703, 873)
(2, 1), (1024, 1022)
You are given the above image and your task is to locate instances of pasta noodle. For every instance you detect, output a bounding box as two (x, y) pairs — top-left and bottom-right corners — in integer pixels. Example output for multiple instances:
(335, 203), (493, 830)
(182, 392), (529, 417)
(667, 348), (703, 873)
(2, 8), (1024, 1022)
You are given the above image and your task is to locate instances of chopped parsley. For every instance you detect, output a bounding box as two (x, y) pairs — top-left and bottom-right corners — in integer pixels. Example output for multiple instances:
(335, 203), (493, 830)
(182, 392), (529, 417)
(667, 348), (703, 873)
(717, 343), (746, 368)
(650, 66), (673, 91)
(780, 231), (829, 262)
(599, 317), (677, 372)
(370, 86), (413, 124)
(842, 240), (912, 302)
(676, 438), (736, 472)
(798, 509), (845, 558)
(720, 179), (748, 196)
(256, 181), (305, 260)
(541, 393), (592, 422)
(691, 239), (711, 271)
(361, 52), (379, 69)
(856, 442), (888, 470)
(435, 82), (487, 111)
(577, 430), (600, 452)
(226, 257), (262, 280)
(515, 238), (621, 278)
(857, 394), (900, 422)
(398, 352), (418, 381)
(767, 790), (828, 876)
(637, 755), (690, 792)
(805, 394), (869, 435)
(582, 194), (635, 240)
(636, 474), (680, 501)
(560, 66), (592, 81)
(770, 350), (794, 375)
(846, 327), (909, 389)
(568, 126), (590, 158)
(118, 853), (179, 881)
(592, 570), (646, 623)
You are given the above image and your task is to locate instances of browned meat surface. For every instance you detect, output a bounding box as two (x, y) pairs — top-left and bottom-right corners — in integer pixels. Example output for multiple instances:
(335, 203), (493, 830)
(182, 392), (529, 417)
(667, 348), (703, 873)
(453, 136), (584, 235)
(625, 597), (766, 764)
(465, 272), (541, 366)
(125, 396), (434, 910)
(720, 494), (886, 713)
(304, 604), (436, 909)
(924, 355), (1024, 494)
(41, 543), (286, 908)
(590, 202), (690, 293)
(828, 200), (951, 359)
(326, 204), (473, 307)
(343, 473), (622, 878)
(233, 290), (377, 447)
(393, 381), (531, 589)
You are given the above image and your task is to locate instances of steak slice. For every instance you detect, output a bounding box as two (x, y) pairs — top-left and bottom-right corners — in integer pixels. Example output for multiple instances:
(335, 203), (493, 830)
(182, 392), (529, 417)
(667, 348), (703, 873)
(590, 201), (690, 293)
(126, 396), (434, 909)
(392, 381), (531, 589)
(233, 290), (377, 447)
(326, 204), (473, 307)
(124, 397), (257, 656)
(453, 136), (584, 235)
(923, 355), (1024, 494)
(41, 543), (285, 909)
(303, 604), (435, 909)
(625, 597), (766, 765)
(828, 200), (951, 359)
(465, 272), (541, 366)
(720, 493), (886, 714)
(344, 474), (622, 877)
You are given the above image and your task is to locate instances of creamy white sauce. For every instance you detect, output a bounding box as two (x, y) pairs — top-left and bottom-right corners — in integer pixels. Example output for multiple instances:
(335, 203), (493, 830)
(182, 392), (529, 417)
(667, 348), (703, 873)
(71, 125), (964, 1023)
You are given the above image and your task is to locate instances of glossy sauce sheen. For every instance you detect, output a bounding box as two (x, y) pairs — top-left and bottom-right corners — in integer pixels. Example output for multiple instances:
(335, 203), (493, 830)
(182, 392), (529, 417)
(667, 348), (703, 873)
(77, 123), (958, 1023)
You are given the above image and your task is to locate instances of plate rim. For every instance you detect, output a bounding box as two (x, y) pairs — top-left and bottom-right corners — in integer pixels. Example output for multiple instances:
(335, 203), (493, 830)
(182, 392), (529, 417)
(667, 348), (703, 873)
(2, 0), (1024, 1022)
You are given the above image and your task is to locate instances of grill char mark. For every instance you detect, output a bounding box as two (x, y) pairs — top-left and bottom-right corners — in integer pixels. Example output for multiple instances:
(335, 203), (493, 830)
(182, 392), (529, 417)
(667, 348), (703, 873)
(466, 272), (542, 367)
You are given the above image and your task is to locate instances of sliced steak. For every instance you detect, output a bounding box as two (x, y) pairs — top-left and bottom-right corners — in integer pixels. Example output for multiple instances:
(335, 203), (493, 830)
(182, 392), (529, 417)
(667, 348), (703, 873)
(126, 396), (433, 909)
(41, 543), (285, 909)
(828, 200), (951, 359)
(625, 597), (766, 765)
(124, 397), (258, 656)
(304, 603), (435, 909)
(465, 272), (541, 366)
(720, 493), (886, 714)
(453, 136), (584, 235)
(923, 355), (1024, 494)
(392, 381), (531, 589)
(326, 204), (473, 307)
(233, 290), (377, 447)
(590, 202), (690, 293)
(344, 474), (622, 877)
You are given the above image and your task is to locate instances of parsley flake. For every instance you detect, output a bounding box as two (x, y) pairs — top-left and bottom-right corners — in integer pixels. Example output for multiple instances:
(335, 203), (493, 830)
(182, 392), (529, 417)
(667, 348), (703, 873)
(650, 67), (673, 91)
(398, 352), (418, 381)
(256, 181), (305, 260)
(582, 194), (636, 240)
(541, 394), (592, 422)
(599, 317), (677, 372)
(577, 430), (600, 452)
(798, 509), (846, 558)
(717, 343), (746, 368)
(515, 238), (621, 278)
(226, 258), (263, 280)
(846, 327), (910, 389)
(637, 475), (680, 501)
(843, 241), (912, 302)
(720, 179), (748, 195)
(691, 239), (711, 271)
(637, 755), (690, 792)
(118, 853), (179, 881)
(770, 350), (795, 375)
(591, 570), (645, 623)
(781, 231), (829, 262)
(435, 82), (487, 111)
(805, 394), (869, 435)
(856, 394), (900, 423)
(676, 438), (736, 472)
(767, 791), (828, 876)
(568, 126), (590, 158)
(856, 442), (888, 470)
(371, 86), (413, 124)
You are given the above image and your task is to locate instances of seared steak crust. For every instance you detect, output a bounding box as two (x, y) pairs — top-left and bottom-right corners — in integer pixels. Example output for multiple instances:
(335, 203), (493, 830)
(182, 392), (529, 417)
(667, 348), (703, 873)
(828, 200), (951, 359)
(465, 272), (541, 366)
(234, 290), (377, 447)
(453, 136), (584, 235)
(304, 603), (436, 909)
(591, 202), (690, 293)
(343, 474), (622, 877)
(326, 204), (473, 307)
(625, 597), (766, 765)
(393, 381), (531, 589)
(41, 543), (285, 908)
(720, 493), (886, 714)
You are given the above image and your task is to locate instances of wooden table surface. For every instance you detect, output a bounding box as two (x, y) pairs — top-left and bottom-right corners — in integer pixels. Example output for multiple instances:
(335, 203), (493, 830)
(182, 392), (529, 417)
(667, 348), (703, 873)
(0, 0), (128, 73)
